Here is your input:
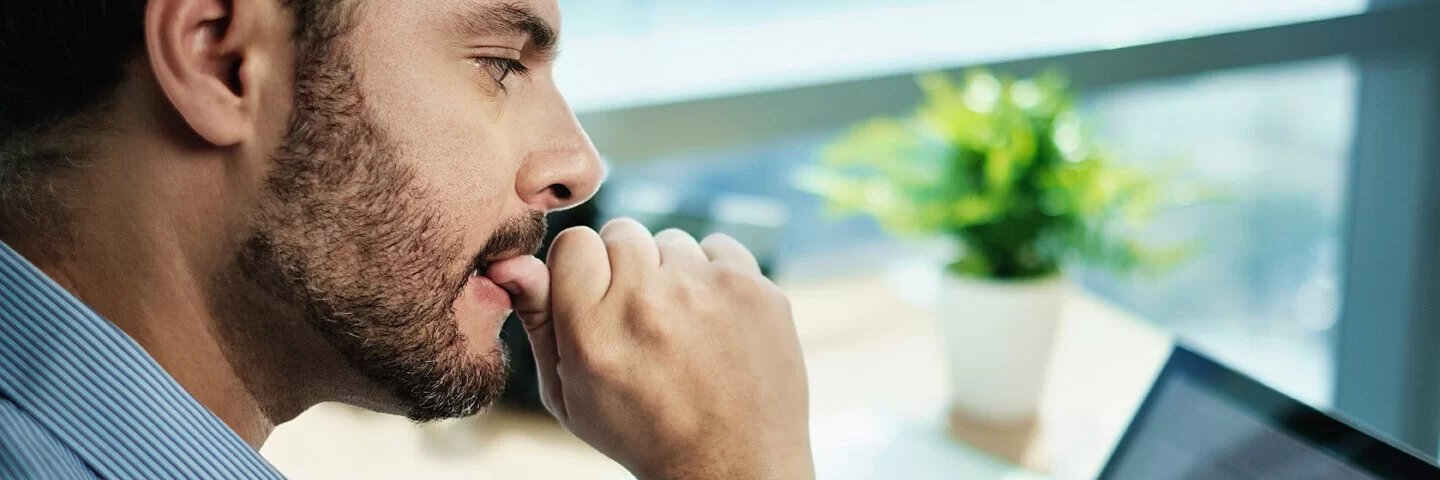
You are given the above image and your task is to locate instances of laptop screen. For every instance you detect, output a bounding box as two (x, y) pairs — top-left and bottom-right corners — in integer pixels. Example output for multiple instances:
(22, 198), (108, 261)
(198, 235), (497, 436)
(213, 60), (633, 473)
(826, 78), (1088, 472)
(1098, 346), (1440, 480)
(1103, 375), (1377, 479)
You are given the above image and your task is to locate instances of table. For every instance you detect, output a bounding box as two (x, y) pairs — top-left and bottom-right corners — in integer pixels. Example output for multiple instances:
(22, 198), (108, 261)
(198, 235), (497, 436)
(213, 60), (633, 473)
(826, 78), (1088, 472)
(261, 276), (1173, 479)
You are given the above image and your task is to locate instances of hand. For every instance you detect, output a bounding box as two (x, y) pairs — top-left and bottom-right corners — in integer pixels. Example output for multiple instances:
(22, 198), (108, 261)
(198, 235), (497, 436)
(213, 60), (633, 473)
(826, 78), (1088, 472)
(487, 219), (812, 480)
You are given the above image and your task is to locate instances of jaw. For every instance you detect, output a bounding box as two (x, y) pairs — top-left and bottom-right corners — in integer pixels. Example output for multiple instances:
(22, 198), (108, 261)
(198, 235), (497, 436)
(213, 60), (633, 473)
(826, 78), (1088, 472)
(206, 267), (382, 427)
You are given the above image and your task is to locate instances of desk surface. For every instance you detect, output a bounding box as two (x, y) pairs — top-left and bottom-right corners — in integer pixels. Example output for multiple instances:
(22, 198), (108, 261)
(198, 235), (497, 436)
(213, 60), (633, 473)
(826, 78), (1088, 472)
(261, 276), (1172, 479)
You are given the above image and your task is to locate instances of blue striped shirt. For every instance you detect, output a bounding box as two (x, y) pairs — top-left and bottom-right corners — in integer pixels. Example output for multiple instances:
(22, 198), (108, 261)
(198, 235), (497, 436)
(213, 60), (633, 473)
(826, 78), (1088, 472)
(0, 241), (284, 479)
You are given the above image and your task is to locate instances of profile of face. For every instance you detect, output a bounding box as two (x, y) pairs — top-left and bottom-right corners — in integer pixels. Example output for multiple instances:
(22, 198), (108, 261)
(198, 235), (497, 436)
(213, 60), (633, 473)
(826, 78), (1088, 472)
(235, 0), (601, 421)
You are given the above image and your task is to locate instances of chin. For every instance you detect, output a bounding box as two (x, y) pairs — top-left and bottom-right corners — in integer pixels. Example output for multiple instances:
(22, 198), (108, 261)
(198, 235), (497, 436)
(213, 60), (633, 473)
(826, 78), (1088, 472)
(311, 274), (517, 421)
(343, 335), (511, 420)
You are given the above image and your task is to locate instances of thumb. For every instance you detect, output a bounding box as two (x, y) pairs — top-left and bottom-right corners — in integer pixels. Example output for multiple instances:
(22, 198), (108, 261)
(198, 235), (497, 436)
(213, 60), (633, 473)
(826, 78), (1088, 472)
(486, 255), (567, 421)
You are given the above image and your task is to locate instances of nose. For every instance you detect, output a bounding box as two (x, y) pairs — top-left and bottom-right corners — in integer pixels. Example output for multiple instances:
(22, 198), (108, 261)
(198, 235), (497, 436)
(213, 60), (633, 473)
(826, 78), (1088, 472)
(515, 110), (605, 213)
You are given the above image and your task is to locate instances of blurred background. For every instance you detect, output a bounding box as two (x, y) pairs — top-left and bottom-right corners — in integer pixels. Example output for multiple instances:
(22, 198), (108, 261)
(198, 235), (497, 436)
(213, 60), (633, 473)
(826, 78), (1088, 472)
(261, 1), (1440, 478)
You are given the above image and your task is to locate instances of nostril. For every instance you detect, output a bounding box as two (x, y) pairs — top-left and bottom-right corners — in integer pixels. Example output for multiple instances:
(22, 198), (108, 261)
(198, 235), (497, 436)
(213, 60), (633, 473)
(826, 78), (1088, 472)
(550, 184), (573, 201)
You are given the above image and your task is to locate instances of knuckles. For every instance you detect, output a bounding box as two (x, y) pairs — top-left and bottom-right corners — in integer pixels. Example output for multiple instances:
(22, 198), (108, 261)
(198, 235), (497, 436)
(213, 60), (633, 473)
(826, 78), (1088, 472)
(653, 228), (696, 248)
(708, 263), (754, 292)
(708, 263), (788, 308)
(564, 222), (796, 371)
(599, 218), (651, 247)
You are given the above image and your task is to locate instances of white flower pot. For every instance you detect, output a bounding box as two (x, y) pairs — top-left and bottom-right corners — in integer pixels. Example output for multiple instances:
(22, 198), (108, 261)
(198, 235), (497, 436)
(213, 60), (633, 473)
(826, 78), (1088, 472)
(939, 273), (1069, 424)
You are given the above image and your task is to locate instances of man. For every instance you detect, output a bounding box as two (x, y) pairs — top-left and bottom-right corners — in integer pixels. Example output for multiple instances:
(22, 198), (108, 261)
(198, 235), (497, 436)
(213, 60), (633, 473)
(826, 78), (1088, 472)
(0, 0), (813, 478)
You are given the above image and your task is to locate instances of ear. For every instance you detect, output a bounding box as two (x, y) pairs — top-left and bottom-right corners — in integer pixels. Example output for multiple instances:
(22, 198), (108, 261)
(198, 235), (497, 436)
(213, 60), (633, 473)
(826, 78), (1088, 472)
(145, 0), (291, 147)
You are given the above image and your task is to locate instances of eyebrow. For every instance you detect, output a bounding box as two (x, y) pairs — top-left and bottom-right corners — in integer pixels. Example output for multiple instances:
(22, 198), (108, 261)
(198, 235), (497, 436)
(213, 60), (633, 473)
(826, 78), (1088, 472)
(451, 2), (559, 59)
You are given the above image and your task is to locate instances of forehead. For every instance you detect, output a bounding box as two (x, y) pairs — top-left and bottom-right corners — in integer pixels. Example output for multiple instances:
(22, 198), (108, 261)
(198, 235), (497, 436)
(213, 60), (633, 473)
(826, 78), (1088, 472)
(360, 0), (563, 29)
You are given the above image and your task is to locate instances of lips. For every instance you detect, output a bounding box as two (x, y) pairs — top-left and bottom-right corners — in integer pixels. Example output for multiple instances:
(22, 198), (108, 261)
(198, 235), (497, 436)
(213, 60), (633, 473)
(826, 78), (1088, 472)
(468, 246), (537, 305)
(466, 270), (514, 308)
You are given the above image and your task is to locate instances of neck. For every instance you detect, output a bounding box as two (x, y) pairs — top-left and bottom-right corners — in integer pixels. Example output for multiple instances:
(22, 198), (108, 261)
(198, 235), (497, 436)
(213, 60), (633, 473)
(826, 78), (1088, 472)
(9, 211), (278, 448)
(1, 140), (317, 449)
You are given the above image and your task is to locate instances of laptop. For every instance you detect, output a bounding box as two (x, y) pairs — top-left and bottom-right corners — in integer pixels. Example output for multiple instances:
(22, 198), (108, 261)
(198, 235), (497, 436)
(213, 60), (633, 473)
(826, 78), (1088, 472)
(1098, 345), (1440, 480)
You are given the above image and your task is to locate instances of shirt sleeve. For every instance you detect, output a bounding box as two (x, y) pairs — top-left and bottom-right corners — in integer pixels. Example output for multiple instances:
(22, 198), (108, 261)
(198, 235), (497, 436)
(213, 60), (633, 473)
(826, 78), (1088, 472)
(0, 397), (96, 479)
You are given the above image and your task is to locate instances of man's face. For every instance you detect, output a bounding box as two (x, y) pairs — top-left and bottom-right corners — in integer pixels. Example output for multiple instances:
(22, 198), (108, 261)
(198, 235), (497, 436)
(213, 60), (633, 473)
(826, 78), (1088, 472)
(239, 0), (600, 420)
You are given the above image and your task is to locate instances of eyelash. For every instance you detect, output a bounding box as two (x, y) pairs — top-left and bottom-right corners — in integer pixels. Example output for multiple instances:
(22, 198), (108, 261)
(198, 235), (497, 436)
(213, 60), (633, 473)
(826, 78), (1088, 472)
(473, 57), (530, 91)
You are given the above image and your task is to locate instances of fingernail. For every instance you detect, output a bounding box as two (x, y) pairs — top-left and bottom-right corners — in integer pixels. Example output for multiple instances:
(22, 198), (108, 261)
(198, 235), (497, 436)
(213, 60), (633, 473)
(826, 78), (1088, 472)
(499, 281), (522, 296)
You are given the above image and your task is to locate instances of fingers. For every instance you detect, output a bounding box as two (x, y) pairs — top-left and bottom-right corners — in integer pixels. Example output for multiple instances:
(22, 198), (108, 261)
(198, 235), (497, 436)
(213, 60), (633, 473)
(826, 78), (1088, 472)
(599, 219), (659, 289)
(548, 226), (612, 304)
(547, 227), (614, 350)
(485, 255), (567, 421)
(700, 234), (762, 277)
(488, 255), (550, 325)
(655, 229), (707, 268)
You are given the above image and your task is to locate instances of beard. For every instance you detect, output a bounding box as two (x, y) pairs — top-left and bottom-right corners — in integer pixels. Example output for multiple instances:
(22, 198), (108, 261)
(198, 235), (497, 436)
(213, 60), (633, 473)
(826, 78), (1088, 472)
(234, 36), (545, 422)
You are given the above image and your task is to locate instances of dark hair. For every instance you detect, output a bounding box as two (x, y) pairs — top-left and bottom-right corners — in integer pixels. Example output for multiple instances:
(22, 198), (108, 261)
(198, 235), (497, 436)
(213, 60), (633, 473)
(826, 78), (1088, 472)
(0, 2), (148, 135)
(0, 0), (348, 227)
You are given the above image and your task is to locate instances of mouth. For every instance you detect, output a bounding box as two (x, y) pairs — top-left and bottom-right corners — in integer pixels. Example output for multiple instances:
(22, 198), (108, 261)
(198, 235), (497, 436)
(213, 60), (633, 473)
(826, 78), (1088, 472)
(464, 211), (548, 301)
(465, 242), (542, 306)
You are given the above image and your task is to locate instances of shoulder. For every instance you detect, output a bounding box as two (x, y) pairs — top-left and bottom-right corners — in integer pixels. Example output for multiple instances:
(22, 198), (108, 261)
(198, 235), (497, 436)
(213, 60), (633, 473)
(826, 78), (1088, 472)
(0, 397), (96, 479)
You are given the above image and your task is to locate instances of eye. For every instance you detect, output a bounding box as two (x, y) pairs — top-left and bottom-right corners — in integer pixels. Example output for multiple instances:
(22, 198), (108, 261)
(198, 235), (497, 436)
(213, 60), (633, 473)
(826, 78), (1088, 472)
(472, 57), (530, 91)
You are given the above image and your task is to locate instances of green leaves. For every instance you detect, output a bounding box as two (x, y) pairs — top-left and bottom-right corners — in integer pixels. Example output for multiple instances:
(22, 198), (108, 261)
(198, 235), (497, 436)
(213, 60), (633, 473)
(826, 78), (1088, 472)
(801, 68), (1195, 280)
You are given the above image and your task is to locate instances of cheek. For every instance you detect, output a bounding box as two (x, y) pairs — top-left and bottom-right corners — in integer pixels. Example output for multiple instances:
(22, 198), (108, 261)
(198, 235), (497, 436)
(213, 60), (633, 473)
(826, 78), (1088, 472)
(394, 137), (512, 254)
(352, 36), (524, 246)
(406, 123), (511, 208)
(376, 81), (515, 196)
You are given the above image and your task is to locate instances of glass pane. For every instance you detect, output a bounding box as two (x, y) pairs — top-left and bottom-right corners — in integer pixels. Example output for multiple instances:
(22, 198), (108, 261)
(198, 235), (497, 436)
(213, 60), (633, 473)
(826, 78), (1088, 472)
(1075, 57), (1357, 408)
(556, 0), (1366, 111)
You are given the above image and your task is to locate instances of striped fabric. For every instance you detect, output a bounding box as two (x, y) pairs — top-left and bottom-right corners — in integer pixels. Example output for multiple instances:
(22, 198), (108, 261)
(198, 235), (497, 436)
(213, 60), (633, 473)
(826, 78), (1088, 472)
(0, 241), (284, 479)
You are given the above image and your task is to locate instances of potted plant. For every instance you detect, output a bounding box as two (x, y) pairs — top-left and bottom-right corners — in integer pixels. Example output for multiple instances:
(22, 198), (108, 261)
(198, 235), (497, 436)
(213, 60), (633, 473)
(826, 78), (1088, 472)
(802, 70), (1188, 428)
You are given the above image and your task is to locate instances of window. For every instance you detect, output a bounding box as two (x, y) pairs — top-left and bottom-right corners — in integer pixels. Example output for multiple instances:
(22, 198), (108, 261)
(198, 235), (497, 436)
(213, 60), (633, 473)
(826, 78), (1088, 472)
(601, 57), (1358, 408)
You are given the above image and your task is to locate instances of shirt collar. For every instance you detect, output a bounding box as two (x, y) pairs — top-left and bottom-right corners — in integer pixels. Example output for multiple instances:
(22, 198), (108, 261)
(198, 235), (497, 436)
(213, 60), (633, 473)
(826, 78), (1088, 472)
(0, 241), (283, 479)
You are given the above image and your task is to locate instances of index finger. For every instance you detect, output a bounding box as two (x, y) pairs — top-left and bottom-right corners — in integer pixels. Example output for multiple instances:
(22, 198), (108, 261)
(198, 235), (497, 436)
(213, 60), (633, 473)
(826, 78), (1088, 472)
(548, 226), (612, 320)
